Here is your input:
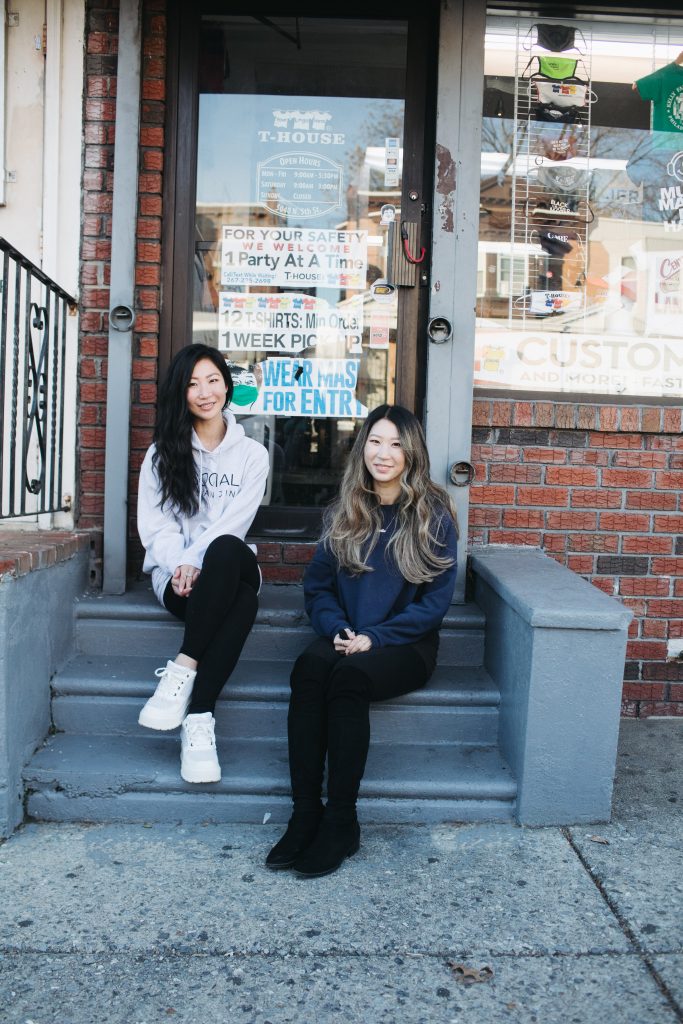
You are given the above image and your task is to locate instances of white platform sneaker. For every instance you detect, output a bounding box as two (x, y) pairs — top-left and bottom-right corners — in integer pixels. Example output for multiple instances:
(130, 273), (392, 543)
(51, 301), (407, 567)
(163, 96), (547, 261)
(138, 660), (197, 731)
(180, 713), (221, 784)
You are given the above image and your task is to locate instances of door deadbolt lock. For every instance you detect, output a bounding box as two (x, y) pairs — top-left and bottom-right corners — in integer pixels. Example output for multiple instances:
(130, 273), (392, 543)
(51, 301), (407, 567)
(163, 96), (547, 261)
(109, 304), (136, 332)
(449, 461), (475, 487)
(428, 316), (453, 344)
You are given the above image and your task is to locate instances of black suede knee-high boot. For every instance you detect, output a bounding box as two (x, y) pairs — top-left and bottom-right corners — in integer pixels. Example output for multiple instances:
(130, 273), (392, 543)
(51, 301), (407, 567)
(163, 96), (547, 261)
(265, 709), (326, 869)
(293, 713), (368, 878)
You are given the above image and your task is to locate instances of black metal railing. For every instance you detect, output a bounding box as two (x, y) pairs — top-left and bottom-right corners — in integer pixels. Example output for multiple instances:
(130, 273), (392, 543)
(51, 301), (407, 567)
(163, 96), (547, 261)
(0, 238), (77, 518)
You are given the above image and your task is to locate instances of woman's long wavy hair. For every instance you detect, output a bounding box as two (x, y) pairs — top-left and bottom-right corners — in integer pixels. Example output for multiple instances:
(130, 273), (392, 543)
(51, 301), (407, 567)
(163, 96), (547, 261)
(323, 404), (458, 583)
(152, 344), (233, 517)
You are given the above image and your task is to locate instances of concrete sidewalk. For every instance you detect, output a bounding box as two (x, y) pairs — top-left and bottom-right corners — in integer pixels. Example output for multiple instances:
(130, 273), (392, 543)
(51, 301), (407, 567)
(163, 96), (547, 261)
(0, 720), (681, 1024)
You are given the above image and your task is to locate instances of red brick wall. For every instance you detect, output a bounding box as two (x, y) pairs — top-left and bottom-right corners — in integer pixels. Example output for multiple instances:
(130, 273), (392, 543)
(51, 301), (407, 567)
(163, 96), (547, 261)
(79, 0), (165, 582)
(470, 398), (683, 718)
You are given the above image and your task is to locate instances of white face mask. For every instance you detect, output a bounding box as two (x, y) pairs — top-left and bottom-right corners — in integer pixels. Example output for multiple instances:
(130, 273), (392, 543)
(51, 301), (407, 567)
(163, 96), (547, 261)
(533, 80), (588, 108)
(518, 290), (584, 315)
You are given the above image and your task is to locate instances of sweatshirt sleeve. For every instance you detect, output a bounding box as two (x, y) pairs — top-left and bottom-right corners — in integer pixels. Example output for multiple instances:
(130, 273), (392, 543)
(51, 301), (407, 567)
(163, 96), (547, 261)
(303, 542), (352, 639)
(362, 517), (458, 648)
(182, 441), (270, 568)
(137, 447), (187, 576)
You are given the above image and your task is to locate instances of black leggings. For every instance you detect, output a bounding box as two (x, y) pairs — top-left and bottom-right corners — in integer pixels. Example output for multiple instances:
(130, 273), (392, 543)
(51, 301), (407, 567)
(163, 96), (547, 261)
(163, 534), (260, 715)
(287, 637), (434, 820)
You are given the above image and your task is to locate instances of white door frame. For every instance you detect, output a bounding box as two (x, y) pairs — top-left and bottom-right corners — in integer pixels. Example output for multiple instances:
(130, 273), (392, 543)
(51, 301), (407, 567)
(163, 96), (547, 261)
(425, 0), (486, 601)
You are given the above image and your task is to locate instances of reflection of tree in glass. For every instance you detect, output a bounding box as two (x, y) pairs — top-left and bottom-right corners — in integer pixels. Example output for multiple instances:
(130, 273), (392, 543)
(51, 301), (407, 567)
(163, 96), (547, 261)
(346, 101), (404, 180)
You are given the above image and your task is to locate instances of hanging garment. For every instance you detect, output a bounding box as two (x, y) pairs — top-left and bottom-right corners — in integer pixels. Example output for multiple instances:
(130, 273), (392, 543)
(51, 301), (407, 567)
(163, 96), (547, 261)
(635, 63), (683, 133)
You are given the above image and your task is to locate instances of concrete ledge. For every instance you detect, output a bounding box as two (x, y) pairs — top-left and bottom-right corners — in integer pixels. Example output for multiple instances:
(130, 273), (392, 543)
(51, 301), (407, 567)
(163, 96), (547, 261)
(471, 547), (632, 631)
(0, 531), (90, 837)
(470, 547), (632, 827)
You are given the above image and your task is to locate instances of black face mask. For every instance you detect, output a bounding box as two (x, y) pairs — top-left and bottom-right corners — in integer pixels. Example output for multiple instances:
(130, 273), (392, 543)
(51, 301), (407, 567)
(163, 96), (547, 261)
(535, 228), (579, 257)
(535, 24), (576, 53)
(534, 103), (581, 124)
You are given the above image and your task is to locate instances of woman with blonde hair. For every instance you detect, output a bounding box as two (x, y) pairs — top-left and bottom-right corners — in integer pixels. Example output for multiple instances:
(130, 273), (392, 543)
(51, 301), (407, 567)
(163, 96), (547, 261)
(266, 404), (458, 877)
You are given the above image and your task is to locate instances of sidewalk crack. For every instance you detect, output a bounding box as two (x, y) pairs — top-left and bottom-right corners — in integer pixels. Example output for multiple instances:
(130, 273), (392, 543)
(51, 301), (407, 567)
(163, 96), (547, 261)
(562, 827), (683, 1023)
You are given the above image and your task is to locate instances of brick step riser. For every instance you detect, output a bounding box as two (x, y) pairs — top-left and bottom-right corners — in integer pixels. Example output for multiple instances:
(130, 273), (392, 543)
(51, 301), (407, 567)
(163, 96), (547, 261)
(76, 621), (486, 667)
(26, 790), (515, 826)
(52, 696), (500, 745)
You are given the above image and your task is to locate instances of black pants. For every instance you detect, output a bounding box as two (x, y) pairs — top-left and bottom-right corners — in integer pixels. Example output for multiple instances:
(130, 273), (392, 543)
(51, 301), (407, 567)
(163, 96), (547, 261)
(288, 636), (435, 821)
(163, 535), (260, 715)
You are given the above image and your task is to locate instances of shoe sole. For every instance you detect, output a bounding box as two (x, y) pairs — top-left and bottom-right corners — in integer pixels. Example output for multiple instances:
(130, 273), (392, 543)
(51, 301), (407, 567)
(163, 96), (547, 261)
(294, 838), (360, 879)
(265, 858), (297, 871)
(181, 763), (221, 784)
(138, 702), (190, 731)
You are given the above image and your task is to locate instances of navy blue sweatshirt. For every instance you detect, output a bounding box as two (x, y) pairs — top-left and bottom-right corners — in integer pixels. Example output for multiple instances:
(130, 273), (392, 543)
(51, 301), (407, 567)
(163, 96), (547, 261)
(304, 504), (458, 649)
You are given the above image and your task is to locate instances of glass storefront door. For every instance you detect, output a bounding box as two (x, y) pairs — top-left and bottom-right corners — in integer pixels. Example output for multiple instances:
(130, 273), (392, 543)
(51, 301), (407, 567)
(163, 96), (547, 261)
(170, 10), (434, 535)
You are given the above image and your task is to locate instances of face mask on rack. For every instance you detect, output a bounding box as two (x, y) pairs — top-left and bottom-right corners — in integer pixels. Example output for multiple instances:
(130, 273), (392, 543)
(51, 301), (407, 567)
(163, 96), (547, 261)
(529, 56), (580, 81)
(533, 80), (589, 108)
(531, 196), (582, 218)
(534, 24), (577, 53)
(533, 166), (590, 194)
(515, 290), (584, 316)
(534, 103), (582, 124)
(537, 127), (584, 161)
(531, 227), (585, 259)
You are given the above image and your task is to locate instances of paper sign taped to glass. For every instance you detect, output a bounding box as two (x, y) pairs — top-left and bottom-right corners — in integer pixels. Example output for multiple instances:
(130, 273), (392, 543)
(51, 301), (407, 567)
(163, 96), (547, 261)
(221, 226), (368, 289)
(475, 328), (683, 398)
(219, 293), (364, 353)
(228, 357), (369, 418)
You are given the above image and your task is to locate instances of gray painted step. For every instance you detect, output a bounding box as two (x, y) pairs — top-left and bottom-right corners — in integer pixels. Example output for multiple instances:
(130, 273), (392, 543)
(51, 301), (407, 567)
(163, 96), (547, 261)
(77, 582), (487, 630)
(52, 657), (500, 743)
(76, 621), (484, 667)
(24, 734), (516, 825)
(53, 655), (499, 705)
(74, 585), (486, 667)
(53, 698), (499, 745)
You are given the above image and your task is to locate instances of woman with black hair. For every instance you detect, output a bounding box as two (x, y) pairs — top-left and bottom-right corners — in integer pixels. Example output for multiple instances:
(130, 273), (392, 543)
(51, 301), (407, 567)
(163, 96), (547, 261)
(266, 404), (458, 877)
(137, 343), (269, 783)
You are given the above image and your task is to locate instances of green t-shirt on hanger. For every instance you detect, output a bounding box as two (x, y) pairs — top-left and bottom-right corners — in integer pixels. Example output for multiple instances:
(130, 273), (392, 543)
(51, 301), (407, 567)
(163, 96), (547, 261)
(636, 62), (683, 132)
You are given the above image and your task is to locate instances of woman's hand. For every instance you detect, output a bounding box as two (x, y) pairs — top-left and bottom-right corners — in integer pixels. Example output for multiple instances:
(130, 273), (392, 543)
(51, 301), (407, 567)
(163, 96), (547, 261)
(172, 564), (200, 597)
(333, 630), (372, 655)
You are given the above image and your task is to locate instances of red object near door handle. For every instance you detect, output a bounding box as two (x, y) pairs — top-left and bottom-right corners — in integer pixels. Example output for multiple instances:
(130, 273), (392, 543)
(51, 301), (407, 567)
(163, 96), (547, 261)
(401, 221), (426, 264)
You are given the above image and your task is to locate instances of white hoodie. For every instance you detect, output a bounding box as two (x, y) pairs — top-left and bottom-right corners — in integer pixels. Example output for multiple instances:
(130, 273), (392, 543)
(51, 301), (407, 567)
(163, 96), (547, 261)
(137, 410), (270, 604)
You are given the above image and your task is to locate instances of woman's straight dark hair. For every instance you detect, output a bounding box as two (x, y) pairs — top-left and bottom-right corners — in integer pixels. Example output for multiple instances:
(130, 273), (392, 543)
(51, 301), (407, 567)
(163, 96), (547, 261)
(153, 344), (233, 516)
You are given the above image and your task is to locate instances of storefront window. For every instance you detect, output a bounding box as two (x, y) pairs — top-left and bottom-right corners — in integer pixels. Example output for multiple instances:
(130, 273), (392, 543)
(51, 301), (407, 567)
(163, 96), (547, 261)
(192, 16), (408, 512)
(475, 16), (683, 398)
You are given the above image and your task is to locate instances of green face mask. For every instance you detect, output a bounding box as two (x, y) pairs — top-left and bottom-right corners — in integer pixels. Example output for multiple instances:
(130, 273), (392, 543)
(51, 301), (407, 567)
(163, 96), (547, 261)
(537, 56), (578, 81)
(231, 384), (260, 407)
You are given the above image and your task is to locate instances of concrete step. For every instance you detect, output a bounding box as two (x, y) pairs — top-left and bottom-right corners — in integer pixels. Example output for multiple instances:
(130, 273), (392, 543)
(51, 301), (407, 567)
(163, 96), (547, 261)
(52, 656), (500, 744)
(74, 585), (486, 667)
(24, 734), (517, 825)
